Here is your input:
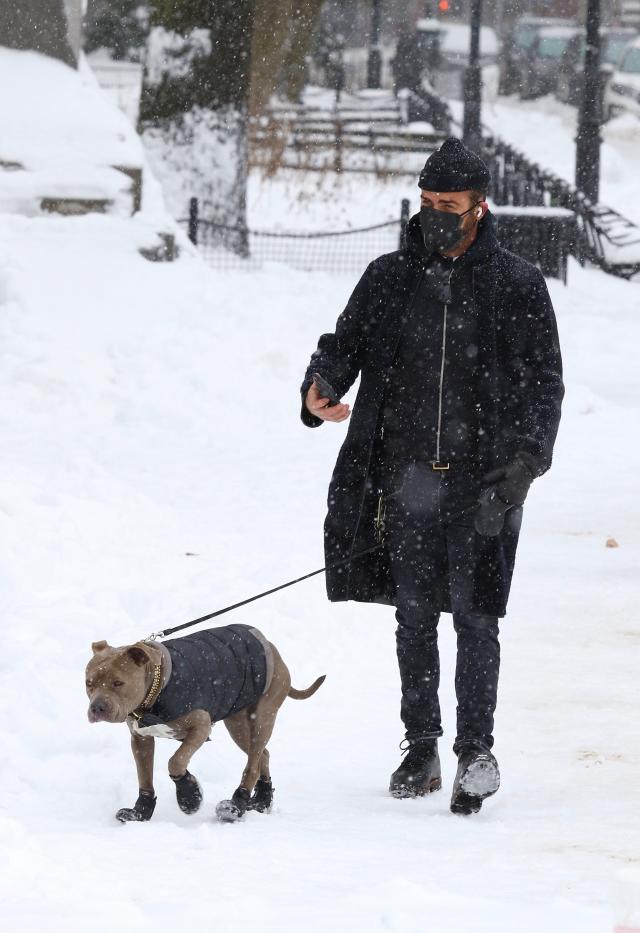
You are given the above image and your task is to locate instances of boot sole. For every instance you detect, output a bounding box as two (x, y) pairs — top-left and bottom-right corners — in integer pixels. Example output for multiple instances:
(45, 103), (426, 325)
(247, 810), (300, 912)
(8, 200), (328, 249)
(450, 758), (500, 816)
(459, 758), (500, 798)
(390, 775), (442, 799)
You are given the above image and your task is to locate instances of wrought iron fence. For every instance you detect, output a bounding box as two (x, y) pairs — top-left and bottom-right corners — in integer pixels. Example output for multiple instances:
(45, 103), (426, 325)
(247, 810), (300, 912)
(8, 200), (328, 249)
(482, 134), (640, 280)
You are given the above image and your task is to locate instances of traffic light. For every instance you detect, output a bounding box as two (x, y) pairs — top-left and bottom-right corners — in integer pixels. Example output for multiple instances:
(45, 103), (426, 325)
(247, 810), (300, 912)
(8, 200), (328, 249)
(427, 0), (456, 18)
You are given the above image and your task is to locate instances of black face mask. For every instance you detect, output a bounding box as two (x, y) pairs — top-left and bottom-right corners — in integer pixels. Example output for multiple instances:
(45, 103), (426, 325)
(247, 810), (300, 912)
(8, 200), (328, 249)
(420, 204), (479, 254)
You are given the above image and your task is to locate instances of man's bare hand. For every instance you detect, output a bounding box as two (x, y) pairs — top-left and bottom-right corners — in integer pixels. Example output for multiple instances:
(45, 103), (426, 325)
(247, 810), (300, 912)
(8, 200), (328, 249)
(305, 384), (351, 423)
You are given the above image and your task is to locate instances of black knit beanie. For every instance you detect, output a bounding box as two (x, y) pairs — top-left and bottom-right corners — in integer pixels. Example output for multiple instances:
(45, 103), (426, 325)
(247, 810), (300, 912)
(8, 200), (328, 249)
(418, 137), (491, 192)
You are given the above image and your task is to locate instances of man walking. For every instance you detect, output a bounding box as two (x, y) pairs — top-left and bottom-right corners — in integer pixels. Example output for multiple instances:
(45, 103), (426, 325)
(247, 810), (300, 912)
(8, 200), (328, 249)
(300, 138), (563, 815)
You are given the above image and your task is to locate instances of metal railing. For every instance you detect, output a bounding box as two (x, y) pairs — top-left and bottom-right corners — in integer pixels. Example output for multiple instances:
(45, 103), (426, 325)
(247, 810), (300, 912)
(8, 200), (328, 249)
(482, 133), (640, 279)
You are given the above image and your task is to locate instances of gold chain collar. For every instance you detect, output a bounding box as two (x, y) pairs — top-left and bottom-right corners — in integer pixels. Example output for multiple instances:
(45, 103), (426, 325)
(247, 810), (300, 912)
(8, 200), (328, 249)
(130, 662), (163, 722)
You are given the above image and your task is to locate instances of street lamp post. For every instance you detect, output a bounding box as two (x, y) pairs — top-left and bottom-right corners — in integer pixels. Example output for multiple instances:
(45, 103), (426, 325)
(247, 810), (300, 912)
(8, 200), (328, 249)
(367, 0), (382, 89)
(575, 0), (602, 203)
(462, 0), (483, 154)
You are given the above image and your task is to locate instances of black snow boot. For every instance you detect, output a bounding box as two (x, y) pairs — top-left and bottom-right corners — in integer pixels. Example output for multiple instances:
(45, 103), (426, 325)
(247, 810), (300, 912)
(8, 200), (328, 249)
(216, 787), (251, 823)
(389, 739), (442, 798)
(450, 748), (500, 815)
(247, 777), (274, 813)
(171, 770), (203, 815)
(115, 789), (157, 823)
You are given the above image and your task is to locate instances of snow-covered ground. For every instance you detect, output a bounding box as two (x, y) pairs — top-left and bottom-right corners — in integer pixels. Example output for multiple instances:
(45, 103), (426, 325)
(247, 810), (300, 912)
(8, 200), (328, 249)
(247, 169), (416, 231)
(1, 196), (639, 932)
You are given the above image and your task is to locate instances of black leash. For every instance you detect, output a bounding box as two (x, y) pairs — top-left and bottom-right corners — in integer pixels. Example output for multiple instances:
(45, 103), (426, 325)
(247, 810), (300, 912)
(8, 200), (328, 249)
(148, 503), (477, 641)
(148, 541), (384, 640)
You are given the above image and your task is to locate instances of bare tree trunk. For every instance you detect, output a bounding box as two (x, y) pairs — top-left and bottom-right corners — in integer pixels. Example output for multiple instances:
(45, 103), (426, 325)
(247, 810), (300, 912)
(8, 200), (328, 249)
(140, 0), (253, 254)
(250, 0), (324, 116)
(0, 0), (77, 67)
(280, 0), (325, 104)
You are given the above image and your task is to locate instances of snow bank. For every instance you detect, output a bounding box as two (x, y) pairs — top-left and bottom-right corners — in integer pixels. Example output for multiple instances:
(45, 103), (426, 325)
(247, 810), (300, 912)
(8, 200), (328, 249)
(0, 47), (167, 223)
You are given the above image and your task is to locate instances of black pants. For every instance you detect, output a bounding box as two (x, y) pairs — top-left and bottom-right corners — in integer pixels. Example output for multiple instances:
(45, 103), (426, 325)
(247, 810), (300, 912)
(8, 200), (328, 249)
(383, 461), (500, 755)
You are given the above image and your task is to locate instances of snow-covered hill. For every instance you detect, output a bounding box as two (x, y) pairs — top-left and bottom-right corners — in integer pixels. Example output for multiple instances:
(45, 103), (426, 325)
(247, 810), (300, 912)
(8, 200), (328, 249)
(0, 198), (639, 932)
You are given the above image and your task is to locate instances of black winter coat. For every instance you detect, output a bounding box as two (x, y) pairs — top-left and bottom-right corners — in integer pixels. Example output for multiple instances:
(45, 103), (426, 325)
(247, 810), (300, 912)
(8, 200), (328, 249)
(300, 212), (564, 617)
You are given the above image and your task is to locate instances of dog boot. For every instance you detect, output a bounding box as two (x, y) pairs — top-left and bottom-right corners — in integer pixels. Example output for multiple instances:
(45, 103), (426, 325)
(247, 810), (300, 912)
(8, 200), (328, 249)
(171, 770), (203, 815)
(450, 748), (500, 816)
(247, 778), (274, 813)
(116, 789), (157, 823)
(216, 787), (250, 823)
(389, 739), (442, 798)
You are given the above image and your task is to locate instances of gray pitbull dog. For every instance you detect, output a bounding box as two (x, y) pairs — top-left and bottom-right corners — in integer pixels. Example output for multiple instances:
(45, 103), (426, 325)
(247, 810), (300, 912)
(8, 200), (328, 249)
(85, 623), (325, 823)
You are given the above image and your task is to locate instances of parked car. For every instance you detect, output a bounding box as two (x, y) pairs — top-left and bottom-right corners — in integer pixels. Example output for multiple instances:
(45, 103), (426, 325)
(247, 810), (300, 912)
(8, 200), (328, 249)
(415, 18), (501, 103)
(499, 16), (575, 95)
(519, 24), (580, 99)
(603, 35), (640, 119)
(555, 28), (637, 107)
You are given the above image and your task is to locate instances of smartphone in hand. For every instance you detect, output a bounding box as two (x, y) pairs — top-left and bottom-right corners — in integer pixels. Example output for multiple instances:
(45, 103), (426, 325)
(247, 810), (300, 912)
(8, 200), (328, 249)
(313, 372), (341, 407)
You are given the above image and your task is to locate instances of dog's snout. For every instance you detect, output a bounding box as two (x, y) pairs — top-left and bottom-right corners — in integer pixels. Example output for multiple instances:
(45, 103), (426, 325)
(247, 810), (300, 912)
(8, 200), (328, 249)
(89, 698), (110, 721)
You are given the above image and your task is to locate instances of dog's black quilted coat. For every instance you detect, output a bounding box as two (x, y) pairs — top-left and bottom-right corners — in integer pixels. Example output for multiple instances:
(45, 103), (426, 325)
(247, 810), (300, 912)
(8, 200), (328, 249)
(142, 624), (268, 725)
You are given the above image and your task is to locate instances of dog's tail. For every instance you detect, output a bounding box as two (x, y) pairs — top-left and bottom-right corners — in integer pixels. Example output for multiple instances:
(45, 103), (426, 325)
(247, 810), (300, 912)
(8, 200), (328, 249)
(288, 675), (326, 700)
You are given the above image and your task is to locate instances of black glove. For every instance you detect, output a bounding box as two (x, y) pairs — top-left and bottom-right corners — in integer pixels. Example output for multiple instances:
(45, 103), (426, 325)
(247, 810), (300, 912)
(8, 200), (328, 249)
(484, 457), (535, 507)
(474, 457), (535, 537)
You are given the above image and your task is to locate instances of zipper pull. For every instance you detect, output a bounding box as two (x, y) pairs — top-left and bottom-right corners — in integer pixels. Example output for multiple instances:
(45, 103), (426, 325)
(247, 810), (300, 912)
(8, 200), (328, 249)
(375, 495), (386, 543)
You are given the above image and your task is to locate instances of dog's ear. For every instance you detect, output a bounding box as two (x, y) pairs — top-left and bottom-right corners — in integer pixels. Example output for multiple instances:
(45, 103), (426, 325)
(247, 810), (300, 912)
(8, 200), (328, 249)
(91, 640), (110, 654)
(126, 645), (150, 667)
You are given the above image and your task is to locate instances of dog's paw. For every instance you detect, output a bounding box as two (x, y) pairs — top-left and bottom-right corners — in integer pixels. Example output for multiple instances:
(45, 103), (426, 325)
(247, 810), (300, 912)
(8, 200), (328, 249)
(171, 770), (203, 815)
(115, 791), (156, 823)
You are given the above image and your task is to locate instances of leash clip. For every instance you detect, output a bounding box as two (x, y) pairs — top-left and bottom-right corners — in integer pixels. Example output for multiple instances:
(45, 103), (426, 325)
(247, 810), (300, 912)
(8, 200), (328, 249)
(146, 631), (165, 642)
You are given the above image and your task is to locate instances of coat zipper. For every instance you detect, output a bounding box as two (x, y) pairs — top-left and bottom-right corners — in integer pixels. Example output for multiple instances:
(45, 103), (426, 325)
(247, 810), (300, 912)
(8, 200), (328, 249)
(435, 266), (454, 463)
(369, 267), (427, 555)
